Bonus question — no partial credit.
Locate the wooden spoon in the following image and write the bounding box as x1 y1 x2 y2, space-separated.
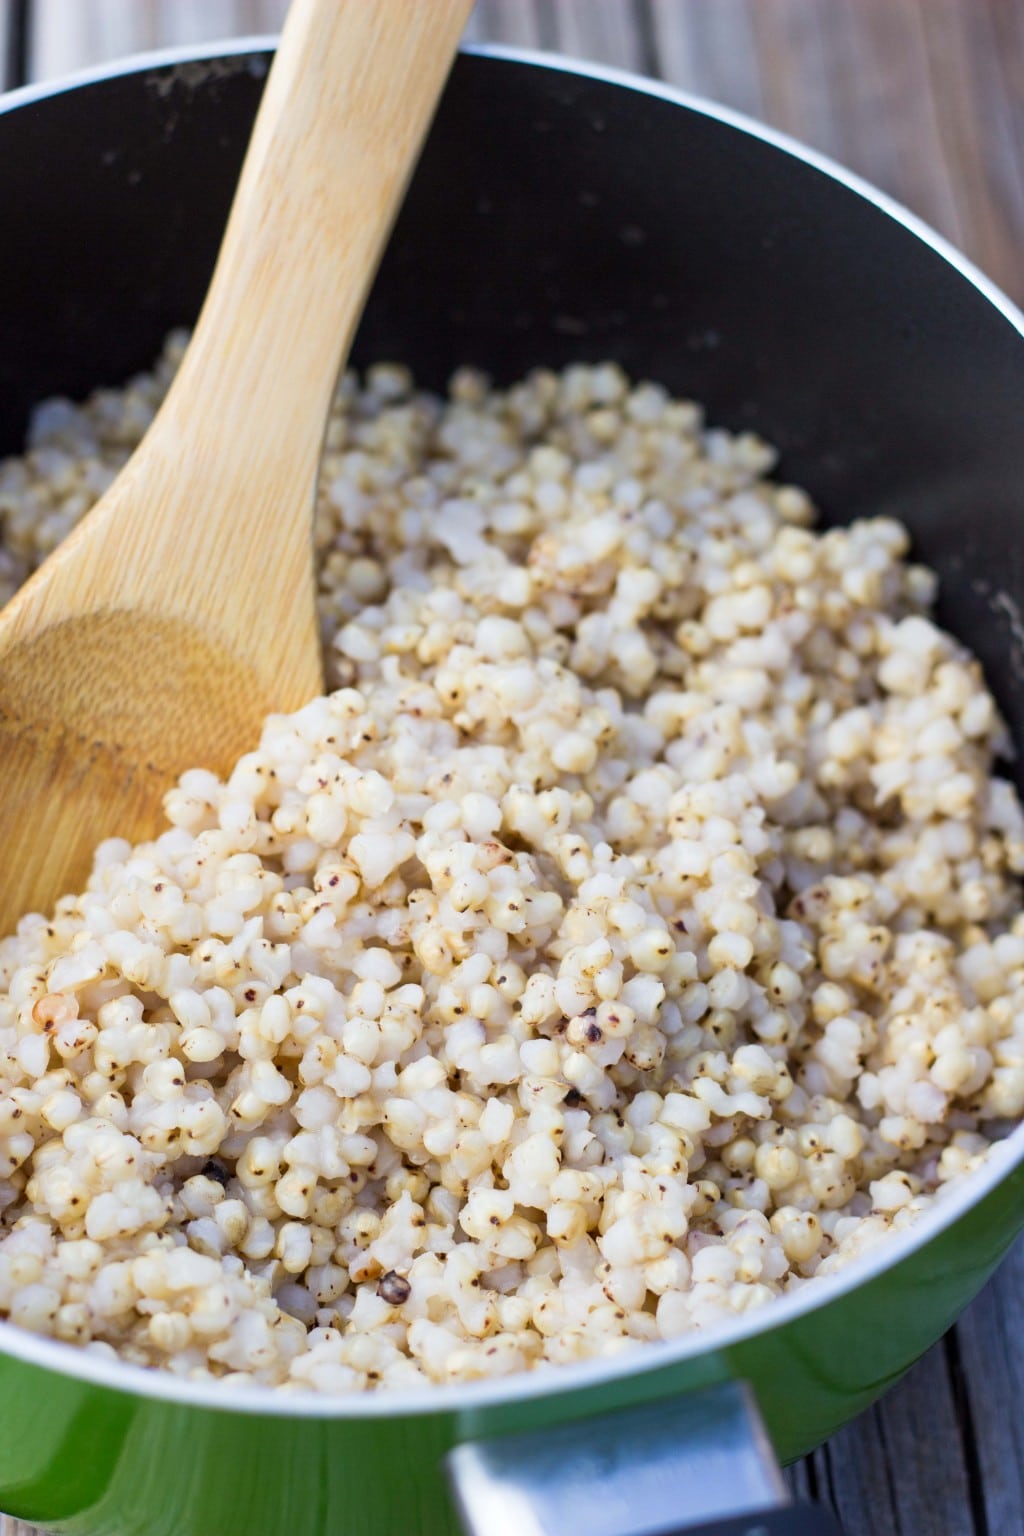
0 0 472 932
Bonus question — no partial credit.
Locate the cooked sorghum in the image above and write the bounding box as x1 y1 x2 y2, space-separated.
0 335 1021 1393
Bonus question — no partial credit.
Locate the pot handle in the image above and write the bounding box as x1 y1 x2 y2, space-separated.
445 1379 844 1536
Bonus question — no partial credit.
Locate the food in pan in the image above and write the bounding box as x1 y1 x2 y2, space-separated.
0 336 1020 1392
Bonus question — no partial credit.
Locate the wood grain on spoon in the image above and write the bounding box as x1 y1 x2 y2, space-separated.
0 0 473 933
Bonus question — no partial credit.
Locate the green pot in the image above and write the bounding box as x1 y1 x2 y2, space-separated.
0 1137 1020 1535
1 39 1023 1536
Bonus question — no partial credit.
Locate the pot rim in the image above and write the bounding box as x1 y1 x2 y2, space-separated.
1 36 1023 1422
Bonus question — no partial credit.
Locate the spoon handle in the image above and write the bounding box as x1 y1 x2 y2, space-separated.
155 0 473 515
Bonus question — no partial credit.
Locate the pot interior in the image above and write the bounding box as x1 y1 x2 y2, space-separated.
1 47 1022 744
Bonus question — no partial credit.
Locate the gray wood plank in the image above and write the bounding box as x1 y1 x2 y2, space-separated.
806 1339 978 1536
30 0 143 81
650 0 968 272
951 1235 1024 1536
550 0 650 71
646 0 1024 307
647 0 767 120
469 0 545 51
28 0 287 80
1 0 26 91
909 0 1024 308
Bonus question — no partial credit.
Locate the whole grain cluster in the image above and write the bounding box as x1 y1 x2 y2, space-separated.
0 335 1021 1393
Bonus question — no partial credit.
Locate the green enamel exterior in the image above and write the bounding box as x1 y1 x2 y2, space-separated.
0 1155 1020 1536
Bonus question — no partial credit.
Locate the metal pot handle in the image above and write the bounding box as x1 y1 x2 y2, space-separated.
445 1379 844 1536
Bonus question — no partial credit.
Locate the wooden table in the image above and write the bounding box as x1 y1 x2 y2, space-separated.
1 4 1023 1534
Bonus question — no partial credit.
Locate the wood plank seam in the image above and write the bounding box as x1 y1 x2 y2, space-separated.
944 1331 992 1536
3 0 31 90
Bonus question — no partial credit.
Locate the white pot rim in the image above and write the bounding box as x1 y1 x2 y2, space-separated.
1 36 1022 1422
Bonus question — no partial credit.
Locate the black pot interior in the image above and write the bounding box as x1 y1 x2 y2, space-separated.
1 48 1023 775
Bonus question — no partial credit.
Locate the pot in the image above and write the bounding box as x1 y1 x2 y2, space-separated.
0 39 1023 1536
